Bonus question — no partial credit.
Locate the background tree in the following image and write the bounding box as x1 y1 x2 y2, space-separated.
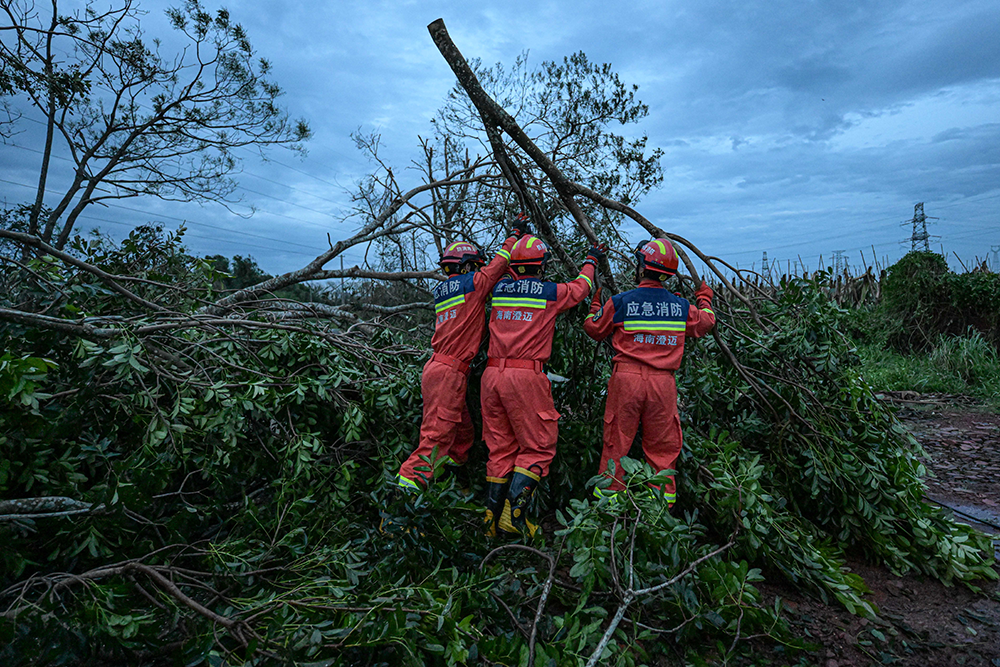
0 0 310 248
354 49 663 282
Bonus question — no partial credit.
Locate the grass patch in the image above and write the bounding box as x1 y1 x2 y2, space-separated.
857 330 1000 409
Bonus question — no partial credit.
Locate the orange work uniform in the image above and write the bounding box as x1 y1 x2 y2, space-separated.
583 279 715 502
481 264 596 482
396 237 516 488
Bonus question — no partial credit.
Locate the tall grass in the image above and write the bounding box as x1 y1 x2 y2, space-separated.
858 330 1000 408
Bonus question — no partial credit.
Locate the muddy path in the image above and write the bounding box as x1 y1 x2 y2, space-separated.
753 395 1000 667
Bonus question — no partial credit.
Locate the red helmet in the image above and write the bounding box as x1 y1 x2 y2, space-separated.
509 235 549 267
635 238 678 277
440 241 484 269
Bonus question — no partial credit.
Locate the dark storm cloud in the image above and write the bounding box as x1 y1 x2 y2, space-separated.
2 0 997 274
618 0 999 143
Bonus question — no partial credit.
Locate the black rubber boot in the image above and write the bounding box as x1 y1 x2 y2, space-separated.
483 477 510 537
500 469 540 538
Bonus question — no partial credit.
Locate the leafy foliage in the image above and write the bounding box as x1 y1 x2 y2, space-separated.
1 231 995 666
878 251 1000 351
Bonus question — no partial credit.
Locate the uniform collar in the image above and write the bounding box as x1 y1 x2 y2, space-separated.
637 278 665 289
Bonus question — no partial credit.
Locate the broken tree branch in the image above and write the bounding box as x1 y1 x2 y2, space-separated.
427 18 617 290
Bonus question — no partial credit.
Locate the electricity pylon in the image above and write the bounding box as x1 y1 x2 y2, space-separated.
900 202 938 252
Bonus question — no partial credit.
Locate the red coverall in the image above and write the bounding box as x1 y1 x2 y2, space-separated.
481 264 596 483
583 279 715 502
396 237 516 487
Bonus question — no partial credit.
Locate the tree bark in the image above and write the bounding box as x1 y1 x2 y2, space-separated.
427 18 616 290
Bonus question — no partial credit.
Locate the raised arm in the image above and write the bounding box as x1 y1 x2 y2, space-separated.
554 246 602 313
583 287 616 341
474 234 517 291
686 282 717 338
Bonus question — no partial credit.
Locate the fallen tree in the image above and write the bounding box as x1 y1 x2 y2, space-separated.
0 14 996 667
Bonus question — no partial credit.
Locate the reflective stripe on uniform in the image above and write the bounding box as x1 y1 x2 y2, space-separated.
492 297 547 309
396 475 420 491
514 465 541 482
496 249 511 261
578 273 593 289
435 294 467 313
702 308 715 316
622 320 686 332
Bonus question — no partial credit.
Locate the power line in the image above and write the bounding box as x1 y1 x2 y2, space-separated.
76 214 319 258
1 140 348 230
240 169 348 207
12 107 365 188
0 176 328 254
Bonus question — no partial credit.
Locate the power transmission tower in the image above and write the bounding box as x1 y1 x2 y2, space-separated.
761 251 770 277
992 245 1000 272
900 202 939 252
832 250 847 274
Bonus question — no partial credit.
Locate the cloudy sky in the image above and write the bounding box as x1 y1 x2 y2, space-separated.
4 0 999 276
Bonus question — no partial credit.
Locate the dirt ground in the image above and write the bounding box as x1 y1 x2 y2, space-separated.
755 394 1000 666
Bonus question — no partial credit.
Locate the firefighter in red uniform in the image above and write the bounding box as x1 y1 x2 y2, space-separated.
482 235 605 537
583 238 715 506
395 220 530 490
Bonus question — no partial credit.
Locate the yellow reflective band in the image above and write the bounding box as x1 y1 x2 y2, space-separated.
397 475 420 491
446 241 465 252
593 487 619 499
702 308 715 315
435 294 466 313
514 466 541 481
585 313 595 321
497 249 511 261
623 320 686 332
578 273 593 288
652 239 668 254
486 476 509 484
492 297 547 308
526 237 538 248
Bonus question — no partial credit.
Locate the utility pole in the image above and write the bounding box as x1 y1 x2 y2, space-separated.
900 202 938 252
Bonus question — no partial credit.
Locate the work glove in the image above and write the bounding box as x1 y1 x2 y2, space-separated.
694 281 714 309
584 243 608 266
511 213 532 239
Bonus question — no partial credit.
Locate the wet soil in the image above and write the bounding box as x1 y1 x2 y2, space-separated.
756 394 1000 666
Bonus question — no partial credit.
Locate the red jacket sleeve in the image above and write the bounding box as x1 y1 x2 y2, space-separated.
473 235 516 293
685 302 716 338
583 292 615 341
554 263 596 314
